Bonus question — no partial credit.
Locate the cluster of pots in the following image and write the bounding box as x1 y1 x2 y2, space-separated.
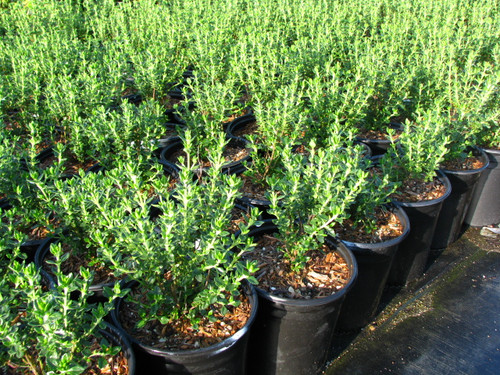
14 113 495 375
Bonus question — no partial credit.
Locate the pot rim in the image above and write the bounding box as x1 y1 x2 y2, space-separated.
226 113 257 142
355 122 404 145
440 147 490 175
479 146 500 155
159 137 252 173
112 279 258 358
100 322 136 375
340 203 410 252
248 221 358 307
393 169 453 208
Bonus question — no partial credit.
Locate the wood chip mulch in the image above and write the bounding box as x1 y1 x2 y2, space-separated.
441 155 485 171
38 153 98 175
3 215 56 242
119 289 252 350
334 208 405 244
223 108 252 127
159 95 183 109
44 243 116 286
356 126 402 141
390 176 447 203
229 206 251 234
83 336 130 375
238 174 269 201
243 235 351 299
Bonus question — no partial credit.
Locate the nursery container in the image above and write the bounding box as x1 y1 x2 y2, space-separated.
226 113 257 143
464 148 500 226
335 204 410 331
35 237 117 302
356 122 404 156
387 171 452 286
101 323 137 375
245 222 358 375
0 197 11 210
112 281 258 375
431 148 489 249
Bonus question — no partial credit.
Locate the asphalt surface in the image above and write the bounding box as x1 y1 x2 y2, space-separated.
325 226 500 375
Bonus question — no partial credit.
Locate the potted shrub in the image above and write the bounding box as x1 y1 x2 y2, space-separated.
110 144 261 374
244 141 359 375
233 86 309 214
32 159 169 297
378 108 452 286
333 153 411 331
431 115 489 248
465 116 500 226
353 74 406 156
0 248 133 374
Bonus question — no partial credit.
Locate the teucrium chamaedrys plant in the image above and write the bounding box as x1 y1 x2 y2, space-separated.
266 137 369 272
28 158 168 281
379 108 451 184
0 245 126 375
108 133 260 328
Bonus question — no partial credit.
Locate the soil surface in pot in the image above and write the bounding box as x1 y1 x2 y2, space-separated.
356 126 403 141
39 151 97 175
390 176 447 203
44 242 115 285
441 155 485 171
243 235 351 299
238 174 270 201
119 288 251 350
334 207 405 243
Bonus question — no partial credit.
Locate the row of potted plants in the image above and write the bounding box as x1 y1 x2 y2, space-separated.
0 103 495 374
1 0 499 374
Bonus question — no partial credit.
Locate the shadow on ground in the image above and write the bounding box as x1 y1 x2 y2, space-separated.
325 227 500 375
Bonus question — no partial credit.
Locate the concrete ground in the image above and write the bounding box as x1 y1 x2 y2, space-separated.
325 226 500 375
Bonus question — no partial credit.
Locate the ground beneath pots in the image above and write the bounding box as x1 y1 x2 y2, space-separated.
325 226 500 375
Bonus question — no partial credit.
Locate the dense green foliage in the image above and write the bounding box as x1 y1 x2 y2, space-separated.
1 0 499 372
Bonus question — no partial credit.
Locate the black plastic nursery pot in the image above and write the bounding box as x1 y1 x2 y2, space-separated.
226 113 257 142
245 222 358 375
464 148 500 227
111 281 258 375
34 237 117 302
431 148 489 249
387 171 452 286
356 122 404 156
19 240 43 264
101 323 137 375
0 197 11 210
335 204 410 332
235 193 273 219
